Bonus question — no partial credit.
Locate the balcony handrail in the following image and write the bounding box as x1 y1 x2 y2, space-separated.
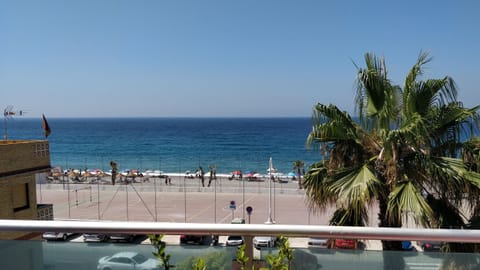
1 219 480 243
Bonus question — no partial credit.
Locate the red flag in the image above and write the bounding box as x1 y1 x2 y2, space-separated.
42 114 51 138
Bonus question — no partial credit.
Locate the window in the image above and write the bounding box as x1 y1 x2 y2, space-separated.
13 183 30 212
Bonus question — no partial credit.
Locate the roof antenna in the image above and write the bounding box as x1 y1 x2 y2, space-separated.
3 106 26 140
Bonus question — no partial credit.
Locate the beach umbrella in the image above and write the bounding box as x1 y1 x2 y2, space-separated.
82 171 95 181
232 170 242 175
68 171 79 177
127 170 137 177
51 172 63 178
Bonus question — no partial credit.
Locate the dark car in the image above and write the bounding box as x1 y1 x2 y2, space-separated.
108 234 138 243
180 235 211 245
421 241 442 251
307 237 329 248
83 233 109 242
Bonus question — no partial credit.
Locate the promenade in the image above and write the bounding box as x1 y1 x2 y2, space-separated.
37 176 337 225
36 175 385 249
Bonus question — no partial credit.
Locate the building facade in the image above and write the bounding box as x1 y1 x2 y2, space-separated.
0 140 51 240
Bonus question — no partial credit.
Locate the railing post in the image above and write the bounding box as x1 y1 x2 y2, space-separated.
244 235 254 270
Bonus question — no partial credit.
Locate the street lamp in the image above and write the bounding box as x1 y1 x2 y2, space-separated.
265 157 274 224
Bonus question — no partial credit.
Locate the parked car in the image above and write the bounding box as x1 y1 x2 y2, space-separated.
334 239 357 249
108 234 138 243
401 240 414 251
226 235 244 246
253 236 276 248
307 237 329 248
83 233 109 242
42 232 75 241
420 241 442 251
179 235 211 245
97 251 159 270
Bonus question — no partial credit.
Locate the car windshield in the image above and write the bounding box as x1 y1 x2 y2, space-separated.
228 236 242 240
132 254 148 264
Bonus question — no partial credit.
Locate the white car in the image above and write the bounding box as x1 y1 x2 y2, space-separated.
42 232 75 241
253 236 276 248
226 235 244 246
97 252 159 270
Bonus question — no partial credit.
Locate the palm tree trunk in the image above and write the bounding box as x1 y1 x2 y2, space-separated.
297 168 302 189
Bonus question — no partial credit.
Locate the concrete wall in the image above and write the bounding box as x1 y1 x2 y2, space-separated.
0 140 51 240
0 140 50 174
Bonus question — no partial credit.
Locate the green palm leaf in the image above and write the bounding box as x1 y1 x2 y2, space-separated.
387 181 433 227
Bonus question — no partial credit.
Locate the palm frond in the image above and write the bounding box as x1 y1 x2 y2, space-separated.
404 51 432 92
387 182 433 227
330 164 381 208
303 162 337 213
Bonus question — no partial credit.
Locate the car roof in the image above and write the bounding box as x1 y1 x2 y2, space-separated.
111 252 138 258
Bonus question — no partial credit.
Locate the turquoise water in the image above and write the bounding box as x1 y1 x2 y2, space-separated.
6 117 320 174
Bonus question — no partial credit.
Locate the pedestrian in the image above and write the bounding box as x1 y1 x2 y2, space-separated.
208 169 213 187
199 166 205 187
110 161 118 185
165 176 171 185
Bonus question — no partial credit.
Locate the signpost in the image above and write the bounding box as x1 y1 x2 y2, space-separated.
229 200 236 221
246 206 253 224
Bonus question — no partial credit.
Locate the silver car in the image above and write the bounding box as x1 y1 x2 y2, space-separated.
226 235 244 246
253 236 276 248
97 252 159 270
42 232 75 241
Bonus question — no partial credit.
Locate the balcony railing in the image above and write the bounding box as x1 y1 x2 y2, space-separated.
1 219 480 270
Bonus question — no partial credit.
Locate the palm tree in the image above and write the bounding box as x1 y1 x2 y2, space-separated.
292 160 304 189
304 52 480 257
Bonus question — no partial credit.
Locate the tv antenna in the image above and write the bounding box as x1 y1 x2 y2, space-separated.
3 105 26 140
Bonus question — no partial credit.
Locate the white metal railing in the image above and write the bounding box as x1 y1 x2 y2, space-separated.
1 219 480 243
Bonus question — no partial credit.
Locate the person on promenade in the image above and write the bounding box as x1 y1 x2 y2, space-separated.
110 161 118 185
208 169 213 187
199 166 205 187
208 164 216 187
165 176 171 185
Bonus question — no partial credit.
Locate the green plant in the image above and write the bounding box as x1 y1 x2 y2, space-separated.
235 244 249 270
193 258 207 270
262 236 294 270
150 234 175 270
175 251 230 270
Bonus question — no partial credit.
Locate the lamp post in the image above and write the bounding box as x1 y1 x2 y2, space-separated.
265 157 274 224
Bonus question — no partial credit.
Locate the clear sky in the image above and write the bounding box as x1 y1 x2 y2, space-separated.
0 0 479 118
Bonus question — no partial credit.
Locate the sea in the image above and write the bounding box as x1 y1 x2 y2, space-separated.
5 117 321 175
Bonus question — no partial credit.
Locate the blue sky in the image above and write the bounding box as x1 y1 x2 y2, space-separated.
0 1 479 118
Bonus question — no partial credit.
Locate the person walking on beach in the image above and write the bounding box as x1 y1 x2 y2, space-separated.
199 166 205 187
